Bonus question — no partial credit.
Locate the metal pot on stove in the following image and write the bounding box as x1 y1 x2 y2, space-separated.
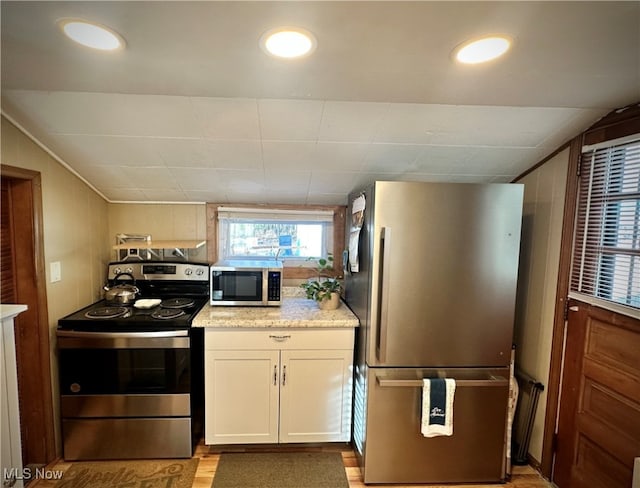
103 272 140 305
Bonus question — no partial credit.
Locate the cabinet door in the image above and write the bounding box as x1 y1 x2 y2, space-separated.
1 316 24 488
205 349 279 444
279 349 353 443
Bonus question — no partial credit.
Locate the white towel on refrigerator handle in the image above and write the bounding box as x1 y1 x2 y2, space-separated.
421 378 456 437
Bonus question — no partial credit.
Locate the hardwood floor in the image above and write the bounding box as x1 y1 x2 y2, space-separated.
30 440 551 488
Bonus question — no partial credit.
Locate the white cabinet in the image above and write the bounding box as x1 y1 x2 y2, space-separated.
204 328 354 445
1 305 27 488
206 349 280 444
278 348 353 443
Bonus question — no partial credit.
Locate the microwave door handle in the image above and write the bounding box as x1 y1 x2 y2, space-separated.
262 270 268 305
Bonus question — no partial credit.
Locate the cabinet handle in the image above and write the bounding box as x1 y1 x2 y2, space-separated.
273 365 278 386
282 365 287 386
269 334 291 342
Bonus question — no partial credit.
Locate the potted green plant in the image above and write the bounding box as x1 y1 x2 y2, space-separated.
300 254 342 310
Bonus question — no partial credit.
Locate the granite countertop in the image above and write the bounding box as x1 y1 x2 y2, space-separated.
192 287 359 329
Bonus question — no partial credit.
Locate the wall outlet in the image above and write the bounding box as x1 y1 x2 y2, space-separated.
50 261 61 283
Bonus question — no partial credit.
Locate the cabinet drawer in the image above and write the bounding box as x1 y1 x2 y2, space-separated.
205 328 354 351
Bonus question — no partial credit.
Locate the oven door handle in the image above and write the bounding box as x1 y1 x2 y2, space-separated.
57 330 189 339
56 330 190 349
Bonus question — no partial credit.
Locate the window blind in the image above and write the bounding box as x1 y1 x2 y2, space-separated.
570 136 640 309
217 207 334 222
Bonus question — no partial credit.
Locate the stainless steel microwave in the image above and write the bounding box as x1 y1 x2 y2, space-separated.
210 259 283 306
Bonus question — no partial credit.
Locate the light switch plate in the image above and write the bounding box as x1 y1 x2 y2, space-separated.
50 261 61 283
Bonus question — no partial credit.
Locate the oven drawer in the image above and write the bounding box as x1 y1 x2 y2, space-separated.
205 328 354 351
61 393 191 418
62 418 192 460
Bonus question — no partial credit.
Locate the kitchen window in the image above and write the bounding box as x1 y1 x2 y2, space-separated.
216 206 334 266
570 135 640 310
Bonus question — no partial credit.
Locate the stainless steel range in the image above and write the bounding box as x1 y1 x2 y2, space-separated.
56 261 209 461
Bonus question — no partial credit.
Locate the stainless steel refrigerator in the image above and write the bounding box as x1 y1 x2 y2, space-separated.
344 181 523 484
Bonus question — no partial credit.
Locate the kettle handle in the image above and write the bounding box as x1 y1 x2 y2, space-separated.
104 272 137 291
113 272 136 283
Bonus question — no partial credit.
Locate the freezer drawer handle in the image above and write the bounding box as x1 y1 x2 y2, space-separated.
376 376 508 388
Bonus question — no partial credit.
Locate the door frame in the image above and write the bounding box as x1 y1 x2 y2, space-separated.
541 107 640 480
1 164 56 463
535 136 582 478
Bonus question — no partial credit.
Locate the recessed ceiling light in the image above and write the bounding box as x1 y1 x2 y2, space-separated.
454 35 511 64
260 27 317 59
58 18 125 51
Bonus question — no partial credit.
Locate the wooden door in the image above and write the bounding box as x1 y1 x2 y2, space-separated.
204 349 279 444
554 299 640 488
0 169 56 467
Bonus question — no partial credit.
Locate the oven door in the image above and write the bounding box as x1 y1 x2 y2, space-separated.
57 330 191 397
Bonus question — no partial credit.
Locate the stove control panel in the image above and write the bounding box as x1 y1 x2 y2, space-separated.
108 261 209 281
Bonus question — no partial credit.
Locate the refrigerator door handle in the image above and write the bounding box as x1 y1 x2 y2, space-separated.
376 226 392 363
375 375 508 388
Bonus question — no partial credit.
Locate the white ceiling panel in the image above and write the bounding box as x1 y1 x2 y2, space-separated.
312 142 369 171
262 141 316 171
307 192 349 206
1 1 638 204
372 104 445 145
154 139 213 168
52 134 159 167
258 99 324 141
264 170 311 193
318 102 389 143
205 140 264 170
224 189 269 204
101 188 148 202
183 189 232 203
350 172 404 191
169 168 225 192
119 167 180 190
74 164 139 190
410 146 479 174
309 171 359 194
264 191 311 205
191 97 260 140
364 144 424 172
141 189 190 202
12 91 201 137
215 169 266 194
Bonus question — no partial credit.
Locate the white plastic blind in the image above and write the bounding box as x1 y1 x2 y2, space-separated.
570 136 640 309
217 207 334 222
